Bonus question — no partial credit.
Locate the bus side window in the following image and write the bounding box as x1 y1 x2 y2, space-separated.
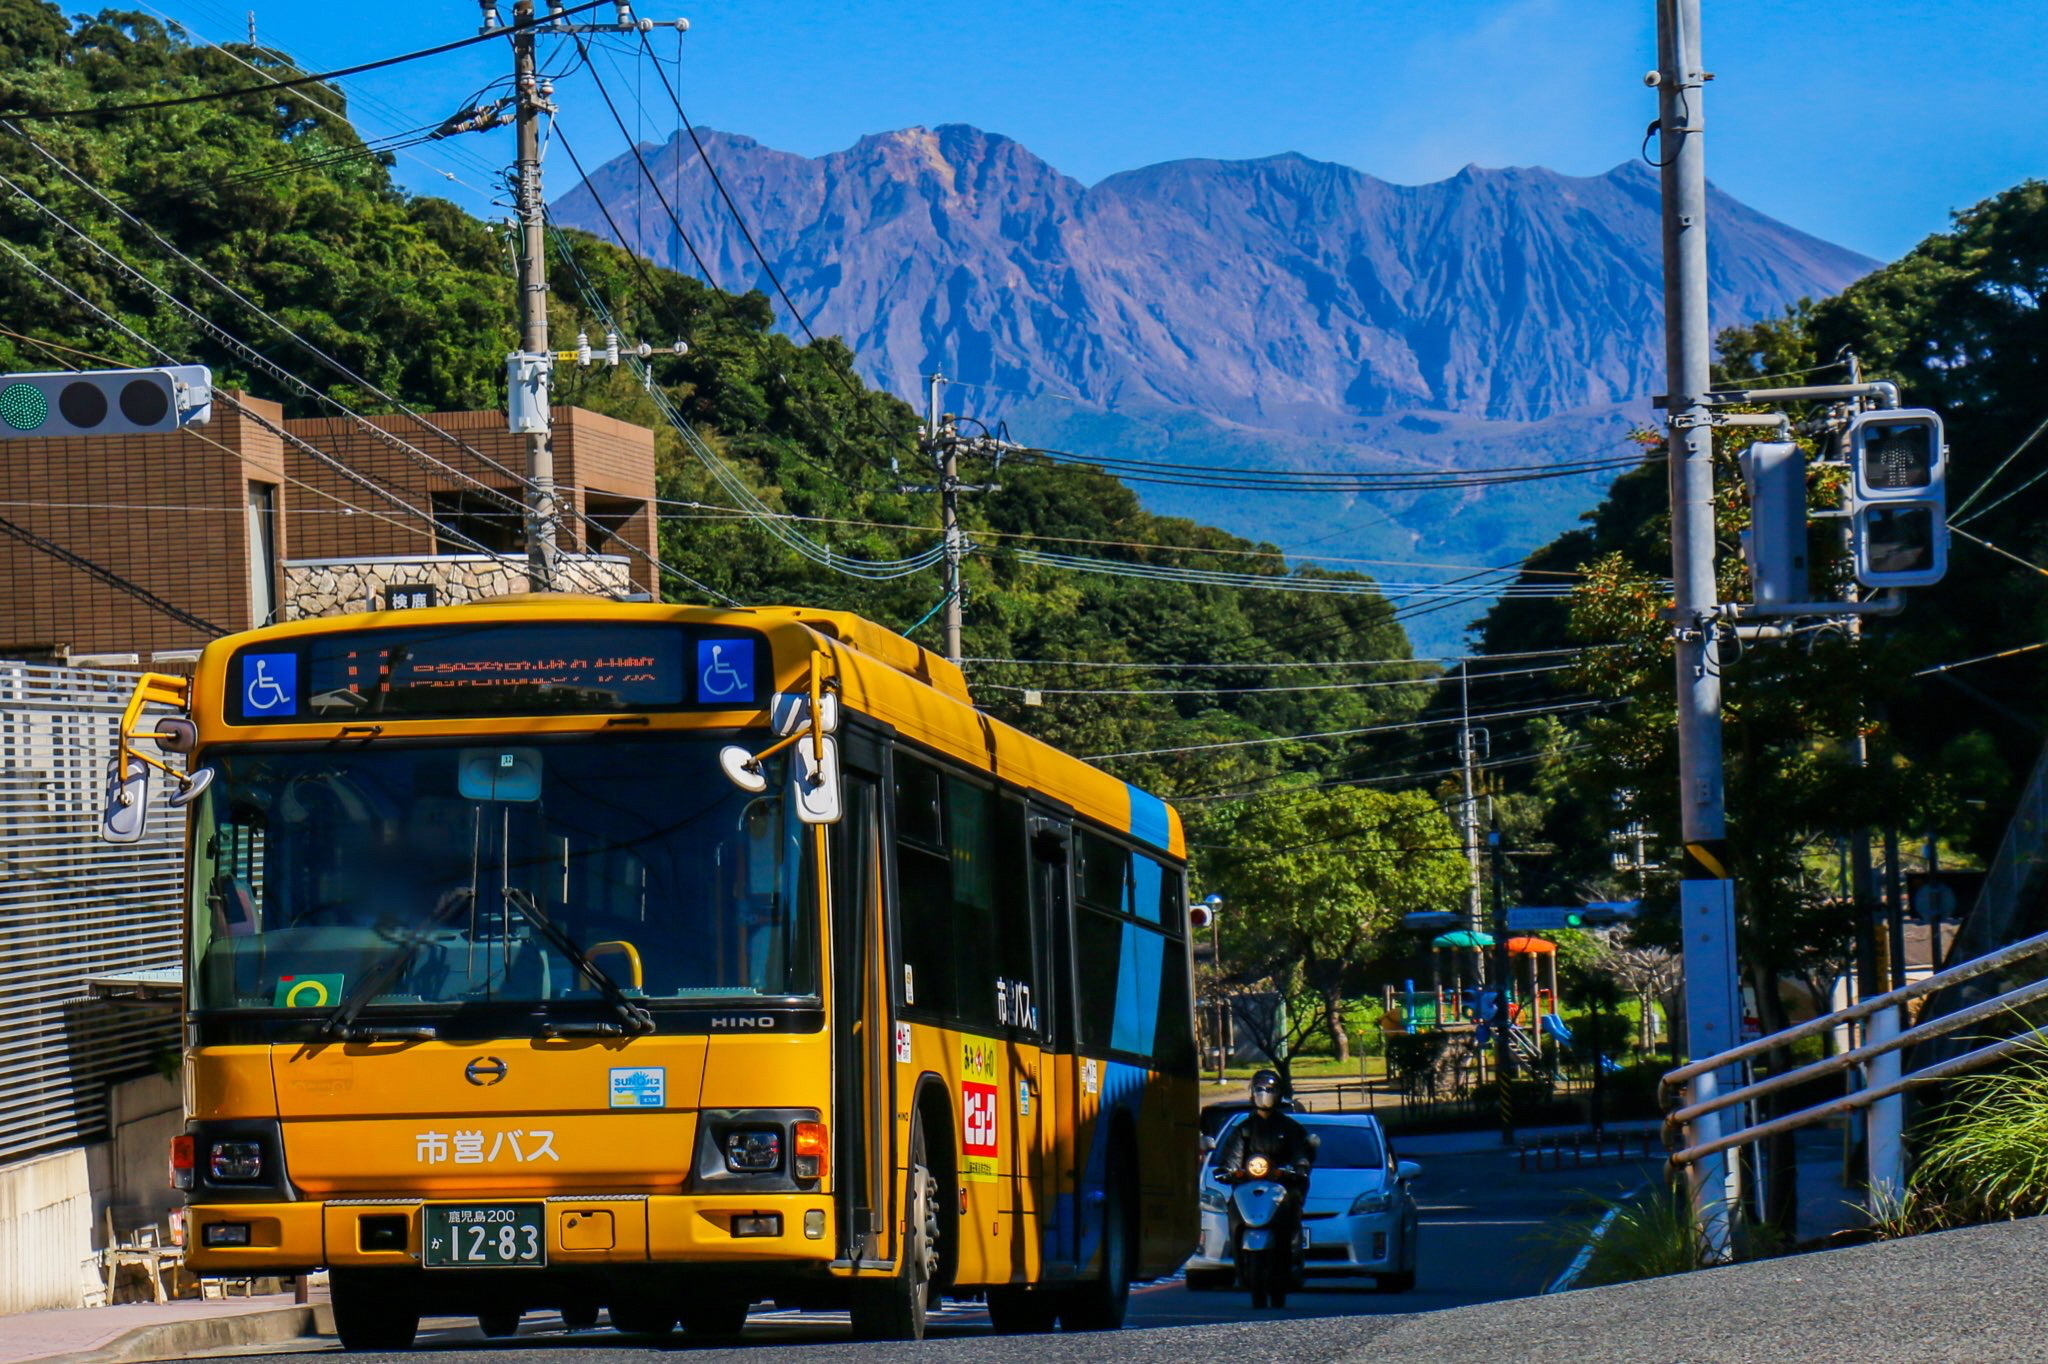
896 755 956 1016
993 796 1037 1034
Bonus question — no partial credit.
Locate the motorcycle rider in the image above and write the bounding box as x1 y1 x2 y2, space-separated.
1211 1068 1315 1307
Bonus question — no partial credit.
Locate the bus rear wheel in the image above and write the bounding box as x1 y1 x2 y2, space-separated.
850 1118 940 1341
679 1297 750 1338
986 1286 1060 1334
330 1271 420 1352
1059 1142 1134 1332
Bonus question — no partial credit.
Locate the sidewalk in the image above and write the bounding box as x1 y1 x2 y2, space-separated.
2 1292 330 1364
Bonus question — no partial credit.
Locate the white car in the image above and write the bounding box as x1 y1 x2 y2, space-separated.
1187 1111 1421 1292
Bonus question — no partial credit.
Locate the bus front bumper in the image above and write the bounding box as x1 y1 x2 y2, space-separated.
182 1194 836 1274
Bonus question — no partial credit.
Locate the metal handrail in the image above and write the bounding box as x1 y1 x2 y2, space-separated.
1662 927 2048 1175
1666 969 2048 1128
1661 924 2048 1093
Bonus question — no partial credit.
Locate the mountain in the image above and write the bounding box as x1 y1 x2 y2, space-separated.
552 125 1877 652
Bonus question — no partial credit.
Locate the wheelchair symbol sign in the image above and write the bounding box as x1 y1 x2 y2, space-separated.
241 653 297 717
696 639 757 704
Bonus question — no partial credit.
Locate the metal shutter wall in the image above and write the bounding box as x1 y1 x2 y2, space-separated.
0 663 182 1165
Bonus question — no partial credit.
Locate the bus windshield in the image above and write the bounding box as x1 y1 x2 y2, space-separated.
187 735 814 1022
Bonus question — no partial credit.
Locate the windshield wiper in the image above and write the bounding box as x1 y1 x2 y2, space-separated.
317 888 475 1041
501 888 655 1036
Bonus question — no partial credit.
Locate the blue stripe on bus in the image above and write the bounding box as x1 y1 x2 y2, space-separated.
1126 784 1172 851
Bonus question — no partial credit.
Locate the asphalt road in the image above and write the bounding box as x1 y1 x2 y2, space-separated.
238 1144 1661 1363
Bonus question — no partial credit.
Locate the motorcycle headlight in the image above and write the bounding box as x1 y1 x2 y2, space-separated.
1200 1182 1228 1212
1349 1190 1391 1216
1246 1154 1271 1177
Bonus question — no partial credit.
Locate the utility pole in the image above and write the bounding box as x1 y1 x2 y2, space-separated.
511 0 557 594
930 373 965 664
492 2 679 593
1654 0 1742 1263
1459 664 1487 985
1490 821 1514 1145
906 371 1007 664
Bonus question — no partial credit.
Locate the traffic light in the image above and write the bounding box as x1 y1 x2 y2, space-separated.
1740 440 1809 605
1847 408 1946 588
1568 900 1642 928
0 366 213 439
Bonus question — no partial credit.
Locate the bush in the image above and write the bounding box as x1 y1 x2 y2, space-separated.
1911 1047 2048 1224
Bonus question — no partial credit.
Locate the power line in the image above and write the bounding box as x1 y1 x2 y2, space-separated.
1085 699 1613 762
0 1 608 121
652 497 1592 579
977 661 1573 698
963 644 1609 670
0 511 228 636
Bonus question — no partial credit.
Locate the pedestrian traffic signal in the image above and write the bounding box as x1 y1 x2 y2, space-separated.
1846 408 1945 588
0 366 212 439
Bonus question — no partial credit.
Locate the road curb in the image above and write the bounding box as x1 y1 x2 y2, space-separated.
22 1303 334 1364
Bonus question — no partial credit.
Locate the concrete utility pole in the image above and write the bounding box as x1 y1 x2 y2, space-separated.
1654 0 1743 1263
511 0 557 594
1459 665 1487 984
907 372 1008 665
495 2 679 592
930 373 965 663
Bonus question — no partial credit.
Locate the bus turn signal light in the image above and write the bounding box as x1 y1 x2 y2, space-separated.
793 1121 828 1180
169 1134 194 1190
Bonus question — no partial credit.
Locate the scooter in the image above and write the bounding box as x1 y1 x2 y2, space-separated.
1226 1153 1306 1309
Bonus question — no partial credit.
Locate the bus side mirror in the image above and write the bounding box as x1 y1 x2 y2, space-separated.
792 735 842 825
101 757 151 843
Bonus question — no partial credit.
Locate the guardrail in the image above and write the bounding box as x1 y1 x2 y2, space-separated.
1662 924 2048 1228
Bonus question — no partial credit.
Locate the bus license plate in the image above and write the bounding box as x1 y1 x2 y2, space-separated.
423 1204 546 1268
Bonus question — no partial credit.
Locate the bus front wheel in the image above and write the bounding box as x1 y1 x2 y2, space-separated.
850 1118 940 1341
330 1270 420 1352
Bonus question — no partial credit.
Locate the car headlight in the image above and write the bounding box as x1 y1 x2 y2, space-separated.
1200 1183 1228 1213
1349 1190 1391 1216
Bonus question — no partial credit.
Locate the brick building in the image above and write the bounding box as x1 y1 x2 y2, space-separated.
0 397 660 661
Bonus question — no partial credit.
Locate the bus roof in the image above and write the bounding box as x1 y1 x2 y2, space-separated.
191 597 1184 861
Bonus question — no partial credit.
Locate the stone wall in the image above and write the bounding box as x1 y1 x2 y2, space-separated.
283 554 633 619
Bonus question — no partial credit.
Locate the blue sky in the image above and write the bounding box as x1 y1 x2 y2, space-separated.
148 0 2043 262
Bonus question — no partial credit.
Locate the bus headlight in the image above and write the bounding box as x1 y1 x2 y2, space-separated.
209 1140 263 1181
724 1129 782 1173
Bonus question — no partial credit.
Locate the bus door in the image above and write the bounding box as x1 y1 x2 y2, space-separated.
832 738 894 1267
1027 812 1080 1271
998 795 1046 1277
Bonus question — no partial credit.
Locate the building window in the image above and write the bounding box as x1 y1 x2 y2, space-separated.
246 483 278 625
584 495 644 554
432 490 524 555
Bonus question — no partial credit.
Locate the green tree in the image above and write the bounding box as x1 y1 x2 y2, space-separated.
1201 785 1465 1080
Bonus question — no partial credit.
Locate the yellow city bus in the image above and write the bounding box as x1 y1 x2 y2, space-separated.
108 597 1197 1347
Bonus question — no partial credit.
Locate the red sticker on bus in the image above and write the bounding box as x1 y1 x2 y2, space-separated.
962 1081 999 1182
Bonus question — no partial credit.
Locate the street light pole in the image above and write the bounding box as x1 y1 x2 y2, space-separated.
1199 893 1227 1084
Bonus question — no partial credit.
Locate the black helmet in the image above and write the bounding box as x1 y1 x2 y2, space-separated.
1250 1068 1282 1112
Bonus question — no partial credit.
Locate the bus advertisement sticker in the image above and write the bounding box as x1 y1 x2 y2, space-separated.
609 1066 666 1109
961 1081 999 1182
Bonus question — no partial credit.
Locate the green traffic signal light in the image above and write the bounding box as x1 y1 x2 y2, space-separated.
1566 912 1584 927
0 381 48 432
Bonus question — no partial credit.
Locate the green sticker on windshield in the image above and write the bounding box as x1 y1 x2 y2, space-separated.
274 973 346 1008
